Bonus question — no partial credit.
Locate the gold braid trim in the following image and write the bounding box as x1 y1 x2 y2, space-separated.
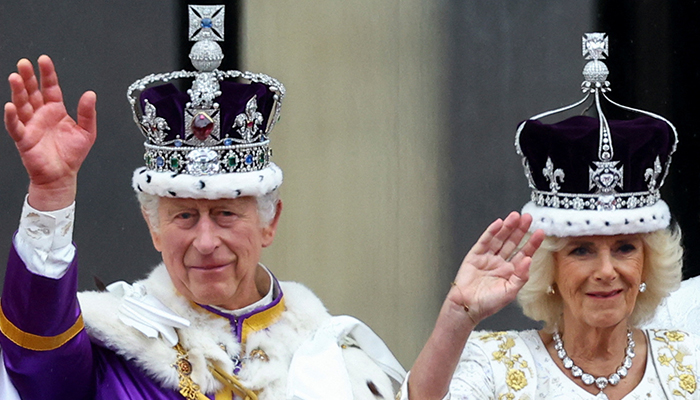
209 364 258 400
0 302 84 351
173 343 259 400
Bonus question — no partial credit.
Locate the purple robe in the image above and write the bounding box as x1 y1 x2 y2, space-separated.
0 244 279 400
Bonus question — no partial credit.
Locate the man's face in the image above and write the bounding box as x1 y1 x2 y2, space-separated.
147 196 280 309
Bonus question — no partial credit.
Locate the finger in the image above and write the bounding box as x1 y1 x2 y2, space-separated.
4 102 26 142
521 228 545 258
510 256 532 288
77 91 97 136
486 211 521 255
509 228 545 265
8 72 34 123
498 214 532 259
37 55 64 104
16 58 44 110
470 218 504 255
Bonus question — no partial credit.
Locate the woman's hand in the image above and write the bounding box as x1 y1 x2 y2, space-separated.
4 55 97 211
408 212 544 400
448 212 545 324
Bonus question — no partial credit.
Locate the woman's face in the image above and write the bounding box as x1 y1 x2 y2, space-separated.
554 234 645 330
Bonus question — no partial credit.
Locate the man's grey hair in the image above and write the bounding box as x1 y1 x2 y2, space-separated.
137 188 280 230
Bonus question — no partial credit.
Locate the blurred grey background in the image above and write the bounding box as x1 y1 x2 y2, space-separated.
1 1 698 367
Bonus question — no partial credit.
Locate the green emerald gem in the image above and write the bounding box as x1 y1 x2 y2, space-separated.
170 158 180 169
228 156 237 167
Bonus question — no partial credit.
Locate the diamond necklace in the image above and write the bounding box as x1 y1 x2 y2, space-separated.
552 328 635 400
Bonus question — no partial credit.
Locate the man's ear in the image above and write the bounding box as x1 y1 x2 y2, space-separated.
261 200 283 248
142 208 162 252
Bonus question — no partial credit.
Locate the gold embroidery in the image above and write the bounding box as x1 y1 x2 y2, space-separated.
478 331 532 399
249 348 269 362
506 369 527 391
173 343 259 400
173 344 208 400
652 330 697 398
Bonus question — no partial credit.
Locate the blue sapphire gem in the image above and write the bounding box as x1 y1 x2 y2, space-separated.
245 155 253 165
156 156 165 167
174 139 183 147
201 18 213 29
224 138 233 146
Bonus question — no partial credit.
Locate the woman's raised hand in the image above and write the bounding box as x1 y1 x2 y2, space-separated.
4 55 97 211
448 212 545 324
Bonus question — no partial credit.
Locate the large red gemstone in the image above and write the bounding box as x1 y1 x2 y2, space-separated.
192 113 214 141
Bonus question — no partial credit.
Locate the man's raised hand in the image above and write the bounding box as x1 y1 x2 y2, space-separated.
4 55 96 211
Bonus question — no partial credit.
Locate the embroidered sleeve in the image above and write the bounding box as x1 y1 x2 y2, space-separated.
14 195 76 279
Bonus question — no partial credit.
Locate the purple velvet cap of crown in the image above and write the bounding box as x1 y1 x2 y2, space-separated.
139 80 276 142
518 115 676 237
520 115 673 195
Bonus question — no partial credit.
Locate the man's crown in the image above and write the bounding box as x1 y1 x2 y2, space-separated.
129 5 285 199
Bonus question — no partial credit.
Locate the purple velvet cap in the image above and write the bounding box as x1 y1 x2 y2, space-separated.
130 71 286 200
517 115 676 237
139 81 276 143
520 115 674 195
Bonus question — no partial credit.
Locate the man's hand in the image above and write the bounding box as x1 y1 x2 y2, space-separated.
4 55 97 211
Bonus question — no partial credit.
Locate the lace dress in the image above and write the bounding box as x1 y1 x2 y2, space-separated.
448 330 693 399
645 275 700 335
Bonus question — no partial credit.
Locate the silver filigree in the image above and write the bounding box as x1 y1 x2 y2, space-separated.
521 159 537 190
187 72 222 110
233 96 264 143
644 156 662 191
589 161 623 194
531 190 658 211
140 100 170 144
543 157 565 192
583 33 608 61
190 40 224 72
189 5 225 42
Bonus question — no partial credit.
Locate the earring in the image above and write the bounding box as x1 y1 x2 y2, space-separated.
546 285 555 295
639 282 647 293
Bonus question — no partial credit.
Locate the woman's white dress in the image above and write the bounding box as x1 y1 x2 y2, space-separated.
398 329 700 400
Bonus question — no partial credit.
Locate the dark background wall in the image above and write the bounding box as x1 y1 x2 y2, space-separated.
0 1 179 290
445 1 700 331
1 1 699 336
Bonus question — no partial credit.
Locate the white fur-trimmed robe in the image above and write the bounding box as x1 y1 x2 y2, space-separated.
78 265 395 399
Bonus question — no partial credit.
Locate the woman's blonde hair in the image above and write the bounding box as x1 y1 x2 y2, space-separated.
517 226 683 332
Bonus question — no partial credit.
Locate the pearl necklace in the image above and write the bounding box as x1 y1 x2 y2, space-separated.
552 328 635 400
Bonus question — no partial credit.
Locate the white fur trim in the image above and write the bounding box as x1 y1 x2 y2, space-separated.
522 200 671 237
77 265 394 398
132 163 283 199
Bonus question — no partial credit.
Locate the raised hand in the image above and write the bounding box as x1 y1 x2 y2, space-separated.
408 212 545 400
447 212 545 324
4 55 97 211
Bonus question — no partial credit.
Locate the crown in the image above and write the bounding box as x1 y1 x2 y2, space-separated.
515 33 678 237
129 5 284 199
